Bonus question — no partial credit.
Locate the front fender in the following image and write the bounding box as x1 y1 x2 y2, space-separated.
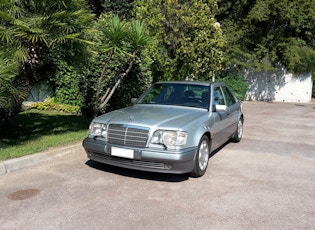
184 114 214 150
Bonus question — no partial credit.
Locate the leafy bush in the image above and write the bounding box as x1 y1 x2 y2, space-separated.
280 39 315 75
217 73 249 101
0 58 27 129
29 98 81 114
53 60 85 107
108 56 153 111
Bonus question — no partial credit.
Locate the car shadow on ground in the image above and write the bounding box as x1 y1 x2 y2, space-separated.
85 160 190 182
85 141 230 182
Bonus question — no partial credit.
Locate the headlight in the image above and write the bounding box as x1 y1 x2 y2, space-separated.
89 122 107 137
151 130 187 146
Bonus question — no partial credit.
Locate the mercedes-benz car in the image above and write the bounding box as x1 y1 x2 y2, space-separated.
83 81 244 177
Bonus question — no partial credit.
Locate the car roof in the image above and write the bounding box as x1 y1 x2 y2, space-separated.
156 81 226 87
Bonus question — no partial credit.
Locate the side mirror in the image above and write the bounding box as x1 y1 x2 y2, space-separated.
215 104 227 112
131 98 138 105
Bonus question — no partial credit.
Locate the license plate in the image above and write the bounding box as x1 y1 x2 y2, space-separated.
111 147 134 159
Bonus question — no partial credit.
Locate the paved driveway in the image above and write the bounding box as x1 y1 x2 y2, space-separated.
0 101 314 229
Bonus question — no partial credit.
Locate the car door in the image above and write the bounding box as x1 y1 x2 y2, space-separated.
211 86 231 150
221 86 239 135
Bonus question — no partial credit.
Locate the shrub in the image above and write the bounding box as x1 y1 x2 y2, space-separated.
29 98 81 114
217 73 249 101
53 61 85 107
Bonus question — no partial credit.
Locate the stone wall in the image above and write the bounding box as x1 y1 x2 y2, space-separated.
244 68 313 103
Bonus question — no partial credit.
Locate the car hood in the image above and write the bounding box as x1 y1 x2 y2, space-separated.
94 104 208 129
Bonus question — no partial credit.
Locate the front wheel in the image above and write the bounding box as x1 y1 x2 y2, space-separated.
190 135 210 178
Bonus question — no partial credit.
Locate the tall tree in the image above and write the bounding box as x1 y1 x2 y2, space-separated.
217 0 315 73
91 14 152 116
135 0 225 81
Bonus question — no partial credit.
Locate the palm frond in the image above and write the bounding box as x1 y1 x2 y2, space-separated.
0 26 14 43
0 60 21 109
13 45 28 63
1 42 28 63
102 15 127 45
0 62 17 81
129 20 152 50
50 32 80 44
0 10 15 21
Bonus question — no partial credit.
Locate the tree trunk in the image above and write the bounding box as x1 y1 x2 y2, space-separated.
96 52 136 115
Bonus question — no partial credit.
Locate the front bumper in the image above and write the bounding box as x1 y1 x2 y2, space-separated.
82 138 197 174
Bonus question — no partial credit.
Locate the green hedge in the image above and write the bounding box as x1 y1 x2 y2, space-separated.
29 98 81 114
216 73 249 101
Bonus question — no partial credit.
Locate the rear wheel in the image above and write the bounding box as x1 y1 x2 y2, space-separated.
190 135 210 178
232 117 243 142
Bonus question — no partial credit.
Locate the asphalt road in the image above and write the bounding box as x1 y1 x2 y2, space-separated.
0 101 314 230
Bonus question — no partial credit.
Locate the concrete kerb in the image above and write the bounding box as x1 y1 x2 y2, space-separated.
0 142 83 175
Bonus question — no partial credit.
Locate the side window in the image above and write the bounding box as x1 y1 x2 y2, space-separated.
213 87 225 105
222 86 236 107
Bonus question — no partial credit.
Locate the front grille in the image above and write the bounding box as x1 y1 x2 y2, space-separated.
107 124 149 147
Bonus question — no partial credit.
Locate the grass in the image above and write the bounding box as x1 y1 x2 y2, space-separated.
0 109 91 161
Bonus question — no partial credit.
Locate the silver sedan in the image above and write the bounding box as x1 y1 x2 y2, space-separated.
83 81 244 177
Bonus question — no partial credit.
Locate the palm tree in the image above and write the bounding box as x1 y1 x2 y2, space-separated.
0 0 95 125
2 0 94 82
92 15 152 116
93 15 128 114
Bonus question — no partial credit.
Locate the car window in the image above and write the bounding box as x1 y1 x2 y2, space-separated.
213 87 225 105
138 83 209 109
222 86 236 107
138 84 168 104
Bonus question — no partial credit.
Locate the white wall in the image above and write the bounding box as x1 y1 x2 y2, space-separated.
244 68 313 103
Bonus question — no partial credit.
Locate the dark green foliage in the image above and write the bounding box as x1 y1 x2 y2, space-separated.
87 14 153 116
102 0 134 19
81 52 119 115
53 61 85 107
278 39 315 74
135 0 225 82
88 0 105 16
217 73 249 101
0 59 27 128
217 0 315 74
0 0 95 127
108 56 152 111
88 0 135 18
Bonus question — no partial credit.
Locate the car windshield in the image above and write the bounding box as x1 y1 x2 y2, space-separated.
137 83 210 109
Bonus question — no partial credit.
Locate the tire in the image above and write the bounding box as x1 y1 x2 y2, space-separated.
232 117 243 142
190 135 210 178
